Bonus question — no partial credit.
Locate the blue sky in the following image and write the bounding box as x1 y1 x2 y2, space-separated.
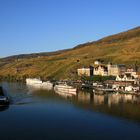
0 0 140 57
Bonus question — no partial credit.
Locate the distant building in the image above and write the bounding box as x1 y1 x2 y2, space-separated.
107 63 126 76
77 66 93 77
93 60 107 76
77 60 139 79
125 66 138 78
116 74 136 82
93 61 126 76
94 65 108 76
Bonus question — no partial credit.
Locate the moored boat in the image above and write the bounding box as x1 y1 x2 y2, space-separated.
41 81 53 90
26 78 42 87
54 84 77 95
0 86 9 105
93 87 115 95
26 78 53 90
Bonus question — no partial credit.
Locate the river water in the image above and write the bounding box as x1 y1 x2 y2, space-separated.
0 82 140 140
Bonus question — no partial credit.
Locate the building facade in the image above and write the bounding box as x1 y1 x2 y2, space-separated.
94 65 108 76
108 63 126 76
77 60 138 79
77 66 93 77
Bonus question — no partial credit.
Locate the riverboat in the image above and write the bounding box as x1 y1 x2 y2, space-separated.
26 78 53 90
54 84 77 95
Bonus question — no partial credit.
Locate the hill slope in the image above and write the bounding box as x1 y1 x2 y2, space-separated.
0 26 140 80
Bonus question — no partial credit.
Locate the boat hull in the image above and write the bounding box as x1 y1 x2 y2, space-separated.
54 85 77 95
0 96 9 105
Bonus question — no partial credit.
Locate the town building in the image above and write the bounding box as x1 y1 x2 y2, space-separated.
77 60 139 79
94 65 108 76
107 63 126 76
116 74 136 82
125 66 138 78
77 66 93 77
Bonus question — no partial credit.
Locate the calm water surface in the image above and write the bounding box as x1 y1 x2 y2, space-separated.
0 82 140 140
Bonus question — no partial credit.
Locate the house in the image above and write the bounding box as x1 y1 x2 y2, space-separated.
108 63 126 76
94 65 108 76
93 60 108 76
77 60 139 79
77 66 93 77
116 73 136 82
94 61 126 76
125 66 138 78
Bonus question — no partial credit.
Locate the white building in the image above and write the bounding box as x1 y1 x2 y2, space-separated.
108 63 126 76
116 73 136 82
77 66 93 77
94 65 108 76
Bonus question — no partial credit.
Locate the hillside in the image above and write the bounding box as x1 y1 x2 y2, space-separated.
0 26 140 80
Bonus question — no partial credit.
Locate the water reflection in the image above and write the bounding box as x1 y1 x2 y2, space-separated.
0 82 33 105
0 82 140 123
0 105 9 112
27 84 53 92
76 90 140 107
56 91 73 98
75 90 140 123
30 86 140 109
77 90 92 103
0 82 140 140
94 94 105 105
107 93 140 107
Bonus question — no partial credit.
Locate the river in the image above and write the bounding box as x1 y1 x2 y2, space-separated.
0 82 140 140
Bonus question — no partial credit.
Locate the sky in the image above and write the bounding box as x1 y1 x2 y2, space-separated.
0 0 140 57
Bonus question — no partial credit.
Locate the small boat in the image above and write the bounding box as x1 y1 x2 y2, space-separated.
81 83 93 89
93 87 115 95
26 78 42 86
0 86 9 105
54 84 77 95
56 91 73 98
41 81 53 90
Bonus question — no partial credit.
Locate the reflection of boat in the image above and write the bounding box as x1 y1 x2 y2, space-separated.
26 78 53 90
0 105 9 111
0 86 10 105
56 91 73 98
54 84 77 95
93 87 115 95
77 91 91 103
94 94 105 105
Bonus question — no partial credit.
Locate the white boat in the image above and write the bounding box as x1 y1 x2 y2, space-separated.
54 84 77 95
26 78 42 85
41 81 53 90
26 78 53 90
